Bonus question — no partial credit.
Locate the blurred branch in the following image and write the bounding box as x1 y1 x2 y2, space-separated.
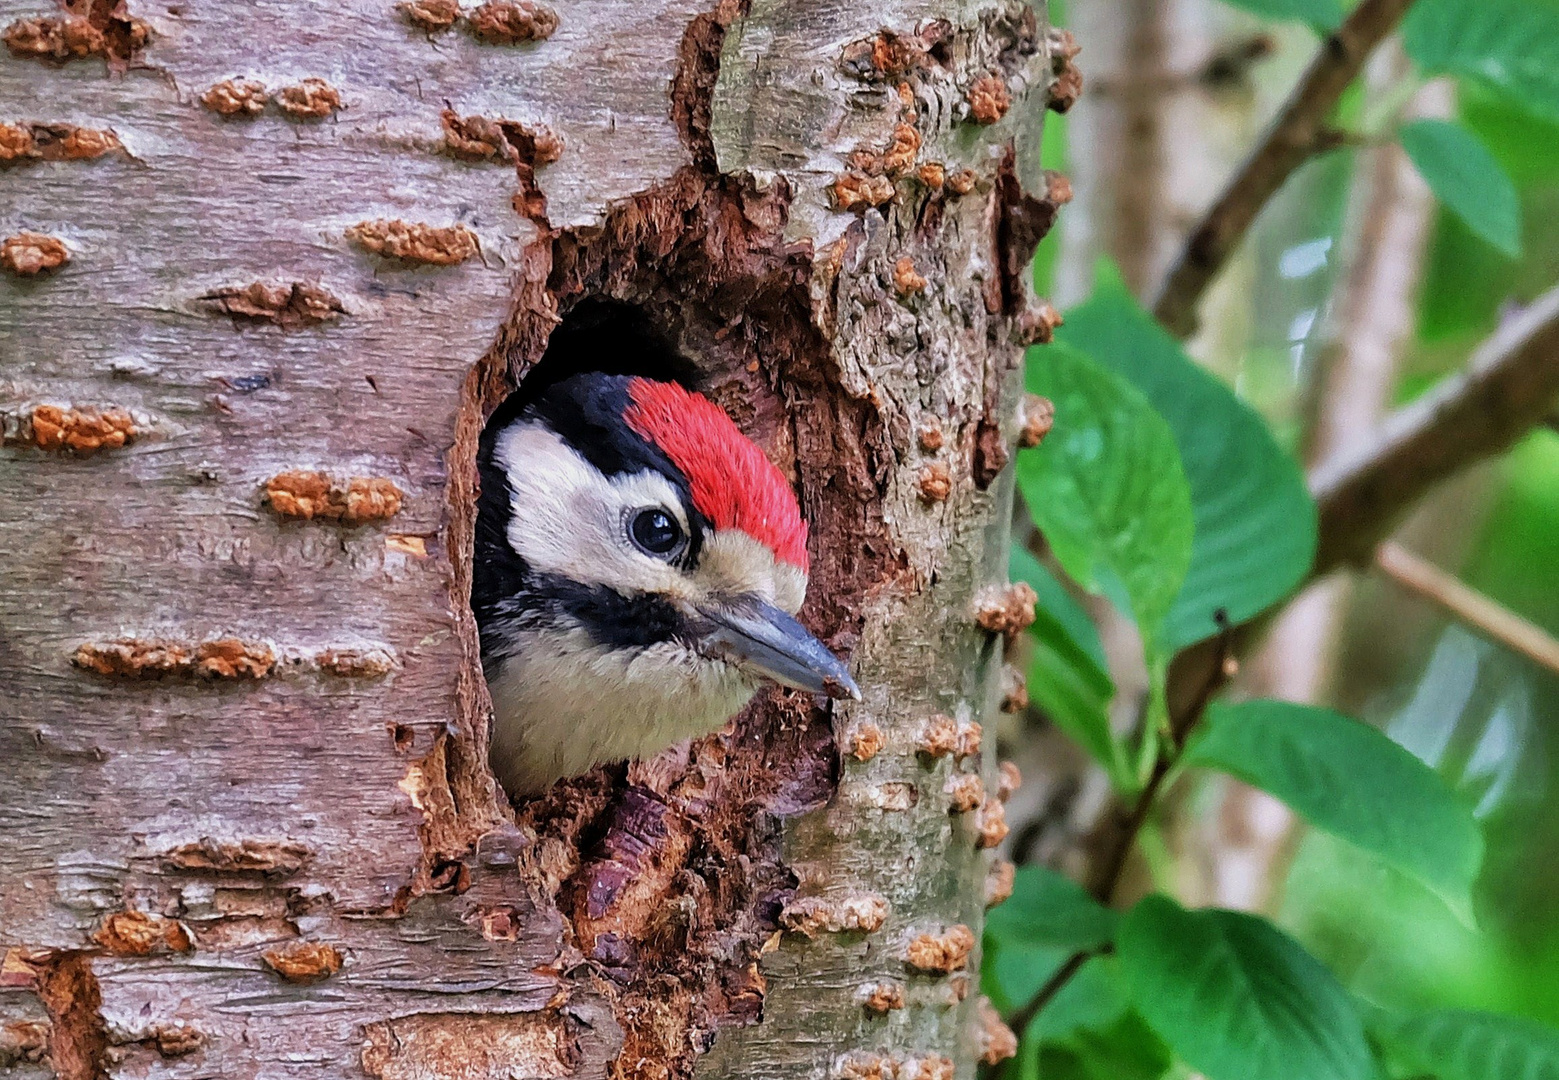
1113 0 1170 296
1375 542 1559 676
1197 33 1278 91
1151 0 1419 337
1166 283 1559 731
1200 65 1445 912
1005 623 1235 1039
1312 284 1559 576
1085 33 1277 96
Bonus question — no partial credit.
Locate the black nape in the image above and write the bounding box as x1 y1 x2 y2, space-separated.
473 298 700 647
503 298 697 413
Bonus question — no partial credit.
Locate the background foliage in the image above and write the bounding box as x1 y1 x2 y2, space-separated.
987 0 1559 1074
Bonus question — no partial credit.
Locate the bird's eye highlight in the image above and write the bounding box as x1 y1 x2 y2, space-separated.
629 507 684 557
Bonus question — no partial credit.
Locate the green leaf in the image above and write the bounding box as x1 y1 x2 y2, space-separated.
1029 640 1120 780
1056 269 1317 648
1038 1013 1177 1080
984 939 1067 1016
1018 342 1194 658
983 867 1121 1022
1118 895 1374 1080
1213 0 1342 33
1011 544 1108 671
1026 957 1134 1042
1010 545 1121 776
1373 1008 1559 1080
1399 119 1521 257
986 865 1121 953
1184 700 1483 911
1406 0 1559 122
1462 82 1559 185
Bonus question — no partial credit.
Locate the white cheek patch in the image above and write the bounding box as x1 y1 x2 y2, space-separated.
492 421 810 613
773 562 807 614
696 530 809 614
492 421 691 596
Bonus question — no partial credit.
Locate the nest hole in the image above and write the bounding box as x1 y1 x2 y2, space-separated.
439 208 852 1071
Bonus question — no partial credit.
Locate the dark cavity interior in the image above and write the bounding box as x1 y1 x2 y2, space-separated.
495 297 698 425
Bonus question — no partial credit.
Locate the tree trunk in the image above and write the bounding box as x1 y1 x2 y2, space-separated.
0 1 1066 1077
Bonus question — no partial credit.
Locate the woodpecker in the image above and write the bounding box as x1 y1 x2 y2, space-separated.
474 371 859 797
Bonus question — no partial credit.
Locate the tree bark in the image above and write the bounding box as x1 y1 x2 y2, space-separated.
0 1 1062 1077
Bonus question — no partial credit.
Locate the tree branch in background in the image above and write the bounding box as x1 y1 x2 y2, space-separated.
1312 284 1559 575
1085 33 1276 96
1205 63 1445 912
1007 624 1236 1044
1167 283 1559 731
1150 0 1419 337
1375 542 1559 676
1111 0 1171 297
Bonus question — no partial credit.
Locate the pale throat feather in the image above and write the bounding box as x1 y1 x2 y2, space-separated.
486 629 759 796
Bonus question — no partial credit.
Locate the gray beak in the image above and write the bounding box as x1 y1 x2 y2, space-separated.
697 599 861 701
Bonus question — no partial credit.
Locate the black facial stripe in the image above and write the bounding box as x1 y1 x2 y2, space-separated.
489 572 687 651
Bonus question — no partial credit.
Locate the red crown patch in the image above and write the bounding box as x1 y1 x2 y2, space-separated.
624 378 809 571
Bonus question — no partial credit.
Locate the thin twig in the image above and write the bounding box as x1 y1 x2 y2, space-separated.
1375 542 1559 676
1003 948 1103 1043
1151 0 1419 337
1312 284 1559 575
1006 621 1235 1037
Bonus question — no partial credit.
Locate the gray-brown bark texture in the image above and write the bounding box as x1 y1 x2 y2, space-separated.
0 0 1069 1076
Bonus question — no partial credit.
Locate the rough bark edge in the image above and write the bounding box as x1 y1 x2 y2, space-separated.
7 951 110 1080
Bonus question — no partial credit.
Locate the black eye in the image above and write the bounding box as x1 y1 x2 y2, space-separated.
630 508 684 557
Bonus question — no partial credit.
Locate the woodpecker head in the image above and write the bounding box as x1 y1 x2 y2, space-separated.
474 370 857 796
